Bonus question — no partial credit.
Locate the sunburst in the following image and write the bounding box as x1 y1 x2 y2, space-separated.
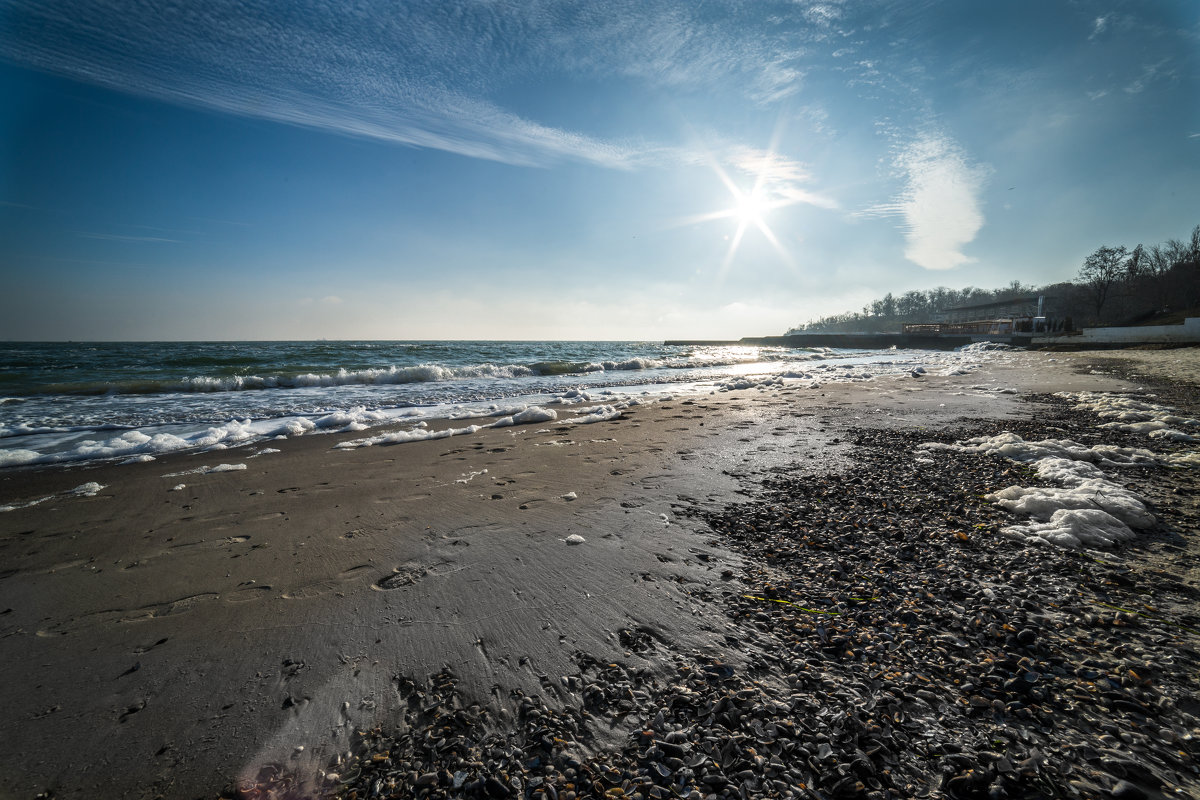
675 154 798 279
713 168 794 278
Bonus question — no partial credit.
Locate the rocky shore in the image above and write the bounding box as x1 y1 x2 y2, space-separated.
246 369 1199 800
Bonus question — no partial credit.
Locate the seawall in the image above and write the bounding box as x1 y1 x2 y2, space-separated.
665 333 1029 350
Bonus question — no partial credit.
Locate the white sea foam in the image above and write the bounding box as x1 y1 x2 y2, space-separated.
1168 451 1200 468
514 406 558 424
454 469 488 484
957 341 1017 353
719 376 787 391
0 405 429 468
335 424 485 449
1003 509 1138 549
561 405 622 424
161 463 248 477
920 432 1159 467
0 448 44 467
919 390 1186 548
986 480 1154 531
924 431 1158 546
0 481 106 512
1057 391 1200 443
490 405 558 427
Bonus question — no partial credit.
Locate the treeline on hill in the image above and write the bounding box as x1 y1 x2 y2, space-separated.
796 223 1200 333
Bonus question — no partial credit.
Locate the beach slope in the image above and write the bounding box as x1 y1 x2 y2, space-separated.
0 350 1197 799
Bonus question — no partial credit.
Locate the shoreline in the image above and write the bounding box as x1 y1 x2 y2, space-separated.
0 341 1037 473
1 349 1197 799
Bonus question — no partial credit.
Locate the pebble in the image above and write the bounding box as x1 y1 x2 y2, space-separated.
1110 779 1148 799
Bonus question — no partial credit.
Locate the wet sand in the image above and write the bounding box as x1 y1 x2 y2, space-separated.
0 349 1194 799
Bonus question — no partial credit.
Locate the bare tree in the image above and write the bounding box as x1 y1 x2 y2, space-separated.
1078 245 1128 322
1144 244 1175 310
1124 244 1146 281
1183 225 1200 306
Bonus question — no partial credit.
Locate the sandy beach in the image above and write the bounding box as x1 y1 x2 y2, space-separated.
1 348 1198 800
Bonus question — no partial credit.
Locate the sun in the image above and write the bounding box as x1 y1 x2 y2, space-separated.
667 148 801 278
711 183 792 276
732 189 770 226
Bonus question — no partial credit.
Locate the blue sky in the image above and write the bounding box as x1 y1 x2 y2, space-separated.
1 0 1197 340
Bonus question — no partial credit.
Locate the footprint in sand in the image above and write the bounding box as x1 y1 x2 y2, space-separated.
280 564 374 600
132 637 169 654
373 565 428 590
36 593 220 636
226 584 274 602
372 560 465 591
121 592 220 622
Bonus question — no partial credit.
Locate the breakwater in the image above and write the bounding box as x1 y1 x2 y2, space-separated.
667 333 1030 349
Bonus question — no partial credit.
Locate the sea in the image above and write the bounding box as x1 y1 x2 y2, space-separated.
0 340 993 469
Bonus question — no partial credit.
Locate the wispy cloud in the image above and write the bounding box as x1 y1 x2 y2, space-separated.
1124 59 1174 94
1089 16 1109 40
0 0 854 170
77 232 182 244
0 1 653 169
726 146 838 210
860 133 989 271
796 2 847 29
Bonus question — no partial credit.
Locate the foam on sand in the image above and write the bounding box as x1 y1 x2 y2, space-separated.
921 417 1162 548
0 404 434 469
920 432 1158 467
0 481 107 512
561 405 623 424
921 386 1200 547
161 463 248 477
492 406 558 427
986 467 1154 530
1001 508 1139 549
1057 391 1200 443
335 424 485 449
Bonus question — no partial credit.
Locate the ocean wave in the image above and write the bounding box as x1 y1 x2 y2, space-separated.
24 363 548 395
527 360 603 376
599 357 660 371
0 405 405 467
0 423 125 439
16 356 708 396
